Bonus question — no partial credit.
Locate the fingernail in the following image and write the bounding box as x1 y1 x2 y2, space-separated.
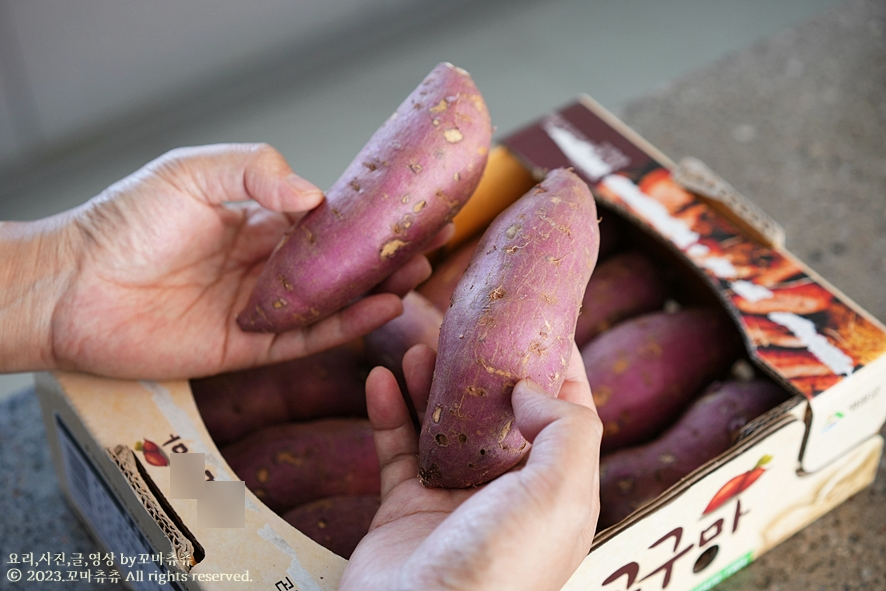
287 174 324 201
519 379 550 397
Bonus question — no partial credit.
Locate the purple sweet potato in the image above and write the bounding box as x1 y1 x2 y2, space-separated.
191 345 369 446
237 62 492 332
419 168 600 488
222 419 380 513
582 308 742 451
364 290 443 386
597 379 786 529
418 234 482 311
574 250 668 347
283 495 381 559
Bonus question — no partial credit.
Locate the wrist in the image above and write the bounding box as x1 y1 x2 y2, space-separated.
0 213 83 373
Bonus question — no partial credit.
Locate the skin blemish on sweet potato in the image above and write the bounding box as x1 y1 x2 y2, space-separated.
466 386 487 397
432 118 441 126
454 172 461 181
413 200 427 213
432 406 442 423
444 128 464 143
256 467 269 483
658 453 676 464
617 478 634 494
410 163 423 174
604 421 621 436
593 385 613 407
498 420 512 443
380 239 408 259
350 180 361 191
505 224 521 239
278 275 293 291
613 357 631 374
458 433 468 444
275 450 306 467
435 433 449 447
429 98 449 113
272 299 286 309
363 161 378 171
331 207 344 219
640 337 663 357
489 287 506 301
477 315 495 327
302 227 315 244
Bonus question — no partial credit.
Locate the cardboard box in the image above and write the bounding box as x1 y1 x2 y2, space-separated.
36 96 886 591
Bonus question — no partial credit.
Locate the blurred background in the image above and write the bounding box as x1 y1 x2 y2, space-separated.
0 0 848 397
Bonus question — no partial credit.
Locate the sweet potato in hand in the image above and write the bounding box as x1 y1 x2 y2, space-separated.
237 63 492 332
419 168 600 488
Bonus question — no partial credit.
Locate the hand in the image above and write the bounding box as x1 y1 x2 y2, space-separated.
2 143 444 379
340 341 602 591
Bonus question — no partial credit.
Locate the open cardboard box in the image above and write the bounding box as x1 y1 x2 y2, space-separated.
36 96 886 590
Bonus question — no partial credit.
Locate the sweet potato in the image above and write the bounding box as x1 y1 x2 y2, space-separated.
364 290 443 388
221 419 380 513
574 251 668 347
597 379 787 529
283 495 380 559
582 308 742 451
419 168 600 488
418 234 482 311
237 62 492 332
191 345 369 446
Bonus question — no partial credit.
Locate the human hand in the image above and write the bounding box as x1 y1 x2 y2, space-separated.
3 144 445 379
340 341 602 591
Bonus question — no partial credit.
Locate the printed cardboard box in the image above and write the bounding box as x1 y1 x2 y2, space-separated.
35 95 886 591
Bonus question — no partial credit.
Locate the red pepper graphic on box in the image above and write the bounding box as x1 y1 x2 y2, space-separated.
135 438 169 467
703 455 772 515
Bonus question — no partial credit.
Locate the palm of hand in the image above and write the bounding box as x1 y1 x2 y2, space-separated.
340 343 601 591
53 164 289 379
48 144 414 380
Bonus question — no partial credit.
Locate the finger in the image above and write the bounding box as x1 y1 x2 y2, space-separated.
425 223 456 252
557 341 595 412
161 143 324 213
511 378 601 451
402 344 437 418
264 293 403 362
511 378 602 543
373 255 432 297
365 366 422 499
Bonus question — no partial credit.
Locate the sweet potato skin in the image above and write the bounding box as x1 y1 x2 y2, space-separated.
191 345 369 446
237 62 492 332
597 379 786 529
574 250 668 347
419 168 600 488
221 419 380 513
582 308 741 451
283 495 381 559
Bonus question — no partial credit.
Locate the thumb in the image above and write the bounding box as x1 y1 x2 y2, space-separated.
162 143 325 213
